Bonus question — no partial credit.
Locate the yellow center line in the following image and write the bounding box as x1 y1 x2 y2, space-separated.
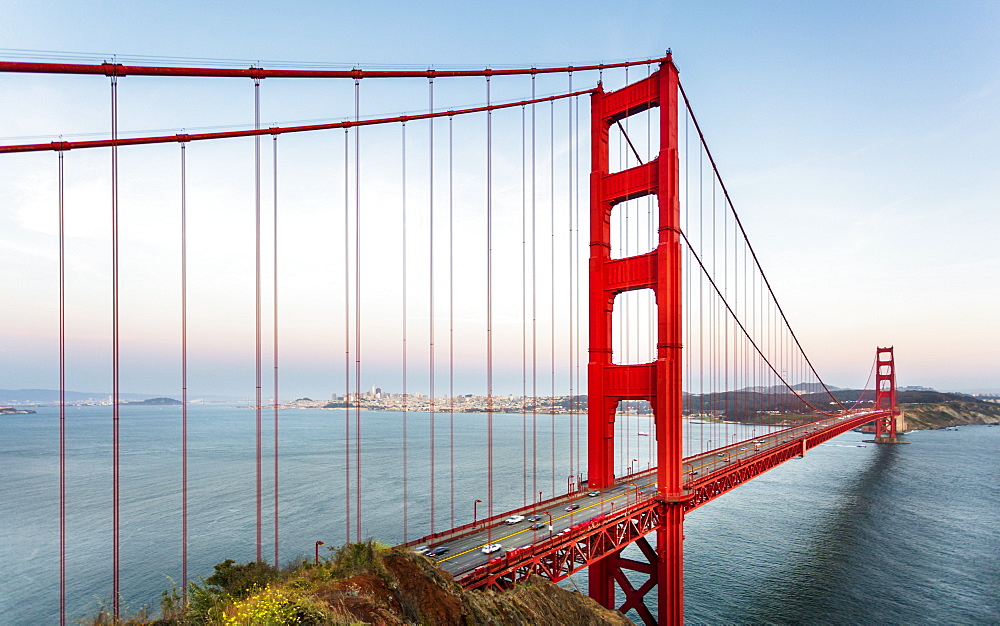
439 421 855 565
437 489 648 564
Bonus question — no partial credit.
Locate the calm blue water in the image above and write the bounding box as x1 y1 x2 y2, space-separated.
1 407 997 624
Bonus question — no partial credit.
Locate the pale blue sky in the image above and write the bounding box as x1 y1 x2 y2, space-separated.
1 1 998 396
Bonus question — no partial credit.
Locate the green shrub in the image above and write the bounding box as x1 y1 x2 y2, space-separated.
205 559 282 599
327 539 384 579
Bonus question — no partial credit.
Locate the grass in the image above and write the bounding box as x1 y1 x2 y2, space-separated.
79 540 389 625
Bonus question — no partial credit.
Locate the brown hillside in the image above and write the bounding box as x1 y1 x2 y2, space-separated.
118 541 632 625
902 400 1000 430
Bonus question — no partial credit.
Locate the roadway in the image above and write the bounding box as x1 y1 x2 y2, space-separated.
416 411 874 579
427 476 655 578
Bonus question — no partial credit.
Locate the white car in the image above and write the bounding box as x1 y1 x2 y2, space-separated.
504 515 525 525
481 543 502 554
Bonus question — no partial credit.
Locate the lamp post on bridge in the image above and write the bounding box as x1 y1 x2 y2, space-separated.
627 482 638 505
543 511 553 540
473 499 482 526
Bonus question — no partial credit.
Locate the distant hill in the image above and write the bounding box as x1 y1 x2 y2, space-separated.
0 389 240 404
124 397 182 406
0 389 157 404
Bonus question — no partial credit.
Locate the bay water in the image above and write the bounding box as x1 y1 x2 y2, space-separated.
1 406 996 624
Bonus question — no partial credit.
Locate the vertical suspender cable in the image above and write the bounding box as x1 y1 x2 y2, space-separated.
683 109 691 453
622 67 629 478
253 77 263 563
448 115 455 529
354 78 362 542
530 74 537 503
272 135 280 565
343 127 351 544
752 235 757 425
110 73 121 620
486 74 494 523
723 187 729 440
685 109 696 454
521 103 528 507
428 78 435 536
647 64 654 465
623 68 630 476
712 177 720 447
58 149 66 626
566 73 574 489
698 144 719 447
732 224 737 435
745 246 750 431
574 96 585 476
180 142 189 603
549 99 555 497
402 120 408 544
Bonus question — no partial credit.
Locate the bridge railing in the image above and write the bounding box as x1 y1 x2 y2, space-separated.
403 467 659 550
457 496 662 590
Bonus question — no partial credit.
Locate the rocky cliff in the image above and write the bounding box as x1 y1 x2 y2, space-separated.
136 541 631 625
901 400 1000 430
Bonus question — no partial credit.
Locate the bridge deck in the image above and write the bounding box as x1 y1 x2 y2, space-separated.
403 410 890 588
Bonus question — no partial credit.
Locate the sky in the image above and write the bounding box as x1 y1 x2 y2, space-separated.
1 0 998 398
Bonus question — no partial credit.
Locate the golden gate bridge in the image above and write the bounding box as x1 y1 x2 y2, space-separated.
0 52 902 624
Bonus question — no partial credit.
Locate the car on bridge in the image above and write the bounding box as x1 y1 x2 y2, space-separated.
481 543 502 554
428 546 450 557
504 515 525 525
587 491 600 497
526 515 542 522
565 503 580 511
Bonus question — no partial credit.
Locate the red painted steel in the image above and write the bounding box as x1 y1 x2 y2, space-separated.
0 56 669 79
458 497 662 590
682 411 893 512
4 52 906 623
0 88 596 154
874 347 899 440
451 411 895 600
587 55 684 625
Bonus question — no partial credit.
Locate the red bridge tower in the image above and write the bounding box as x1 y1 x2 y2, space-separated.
872 346 903 443
587 55 686 624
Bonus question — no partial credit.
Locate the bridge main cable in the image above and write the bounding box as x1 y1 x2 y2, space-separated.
678 80 845 410
0 88 597 154
0 56 669 79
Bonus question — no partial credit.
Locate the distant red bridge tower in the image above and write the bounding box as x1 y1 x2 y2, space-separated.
872 346 904 443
